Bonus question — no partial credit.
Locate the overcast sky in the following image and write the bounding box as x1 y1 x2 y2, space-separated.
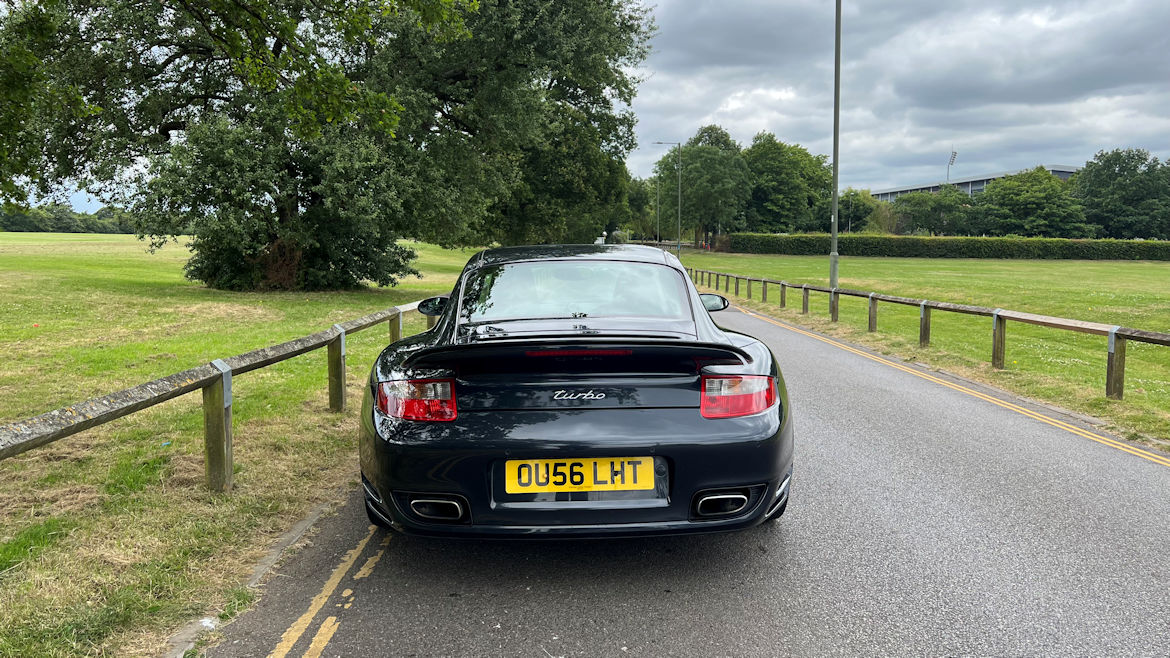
625 0 1170 191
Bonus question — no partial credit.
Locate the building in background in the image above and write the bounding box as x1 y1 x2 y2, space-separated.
870 165 1081 202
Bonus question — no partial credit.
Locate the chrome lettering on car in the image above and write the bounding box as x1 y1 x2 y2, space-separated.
552 389 606 401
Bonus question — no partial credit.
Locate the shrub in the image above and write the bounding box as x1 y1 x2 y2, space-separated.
724 233 1170 260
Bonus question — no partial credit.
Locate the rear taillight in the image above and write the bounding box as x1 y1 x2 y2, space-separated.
700 375 776 419
376 379 457 421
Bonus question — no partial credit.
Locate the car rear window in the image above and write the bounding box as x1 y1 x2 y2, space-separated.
460 260 691 323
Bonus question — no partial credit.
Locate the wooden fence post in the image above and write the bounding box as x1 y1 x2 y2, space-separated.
725 274 732 293
1107 326 1126 400
390 310 402 343
992 309 1006 369
747 279 752 300
830 288 839 322
328 325 346 412
735 277 741 297
203 359 233 492
868 293 878 332
780 282 787 308
426 314 437 329
761 281 768 303
801 285 809 315
919 302 931 347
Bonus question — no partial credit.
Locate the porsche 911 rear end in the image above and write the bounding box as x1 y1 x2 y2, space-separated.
357 245 794 538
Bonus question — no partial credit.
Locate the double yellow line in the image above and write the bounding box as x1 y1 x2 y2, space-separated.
735 305 1170 470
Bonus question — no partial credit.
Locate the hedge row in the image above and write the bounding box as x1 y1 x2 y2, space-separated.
725 233 1170 260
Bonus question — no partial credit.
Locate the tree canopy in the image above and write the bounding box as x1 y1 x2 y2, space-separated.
3 0 653 289
740 132 831 233
1072 148 1170 240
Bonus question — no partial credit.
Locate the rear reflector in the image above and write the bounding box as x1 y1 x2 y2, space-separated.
524 349 634 357
376 379 457 421
700 375 776 419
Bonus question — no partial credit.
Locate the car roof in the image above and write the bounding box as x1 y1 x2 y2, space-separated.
466 244 673 270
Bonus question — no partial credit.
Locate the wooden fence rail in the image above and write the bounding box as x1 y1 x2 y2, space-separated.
686 267 1170 401
0 300 423 491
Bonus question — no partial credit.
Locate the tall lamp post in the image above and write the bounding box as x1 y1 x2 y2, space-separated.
947 149 957 182
654 141 682 258
829 0 841 289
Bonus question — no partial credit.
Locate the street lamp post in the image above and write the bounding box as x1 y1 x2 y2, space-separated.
655 177 660 243
654 141 682 258
829 0 841 289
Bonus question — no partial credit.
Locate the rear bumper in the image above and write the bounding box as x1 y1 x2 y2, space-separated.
358 399 794 538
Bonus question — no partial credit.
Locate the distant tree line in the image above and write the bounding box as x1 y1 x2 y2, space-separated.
0 203 132 234
627 135 1170 243
873 149 1170 240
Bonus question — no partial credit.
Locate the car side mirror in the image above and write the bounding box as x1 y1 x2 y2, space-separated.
700 293 730 312
418 296 447 317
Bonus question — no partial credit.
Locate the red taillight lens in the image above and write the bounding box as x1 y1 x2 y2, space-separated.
700 375 776 419
376 379 457 421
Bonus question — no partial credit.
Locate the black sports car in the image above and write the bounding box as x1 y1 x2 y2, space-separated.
358 244 793 537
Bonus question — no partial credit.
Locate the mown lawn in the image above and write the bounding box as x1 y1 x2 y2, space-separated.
680 250 1170 444
0 233 475 656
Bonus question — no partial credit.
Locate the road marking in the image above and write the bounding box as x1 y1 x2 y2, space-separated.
302 616 340 658
267 525 377 658
735 305 1170 470
353 537 390 580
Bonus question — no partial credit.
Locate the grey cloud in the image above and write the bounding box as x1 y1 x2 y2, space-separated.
627 0 1170 191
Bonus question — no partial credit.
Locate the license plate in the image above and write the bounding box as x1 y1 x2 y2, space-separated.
505 457 655 494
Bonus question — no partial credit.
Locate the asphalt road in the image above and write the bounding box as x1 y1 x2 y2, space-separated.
205 307 1170 657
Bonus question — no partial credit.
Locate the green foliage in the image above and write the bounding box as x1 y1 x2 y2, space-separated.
0 0 475 206
725 232 1170 260
741 132 832 233
488 105 631 246
891 185 973 235
973 167 1095 238
838 188 879 233
655 138 751 245
624 177 655 239
1072 148 1170 240
0 203 131 233
120 0 650 289
686 125 741 153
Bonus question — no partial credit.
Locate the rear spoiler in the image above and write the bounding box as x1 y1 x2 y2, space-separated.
400 338 753 369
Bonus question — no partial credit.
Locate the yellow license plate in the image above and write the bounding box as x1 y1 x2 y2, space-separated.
505 457 655 494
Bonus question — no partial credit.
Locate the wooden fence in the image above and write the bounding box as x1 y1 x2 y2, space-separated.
0 301 424 492
686 268 1170 401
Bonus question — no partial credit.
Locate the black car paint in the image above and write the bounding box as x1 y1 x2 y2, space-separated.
358 244 793 538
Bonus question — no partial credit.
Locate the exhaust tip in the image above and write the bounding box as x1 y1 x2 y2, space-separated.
696 493 749 517
410 498 464 521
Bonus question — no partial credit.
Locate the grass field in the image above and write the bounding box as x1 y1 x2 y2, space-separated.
0 233 472 656
680 250 1170 444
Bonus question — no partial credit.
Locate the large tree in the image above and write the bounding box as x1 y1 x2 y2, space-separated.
1072 148 1170 240
6 0 652 289
0 0 473 207
974 167 1094 238
654 140 751 246
892 185 972 235
838 187 879 233
741 132 831 233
